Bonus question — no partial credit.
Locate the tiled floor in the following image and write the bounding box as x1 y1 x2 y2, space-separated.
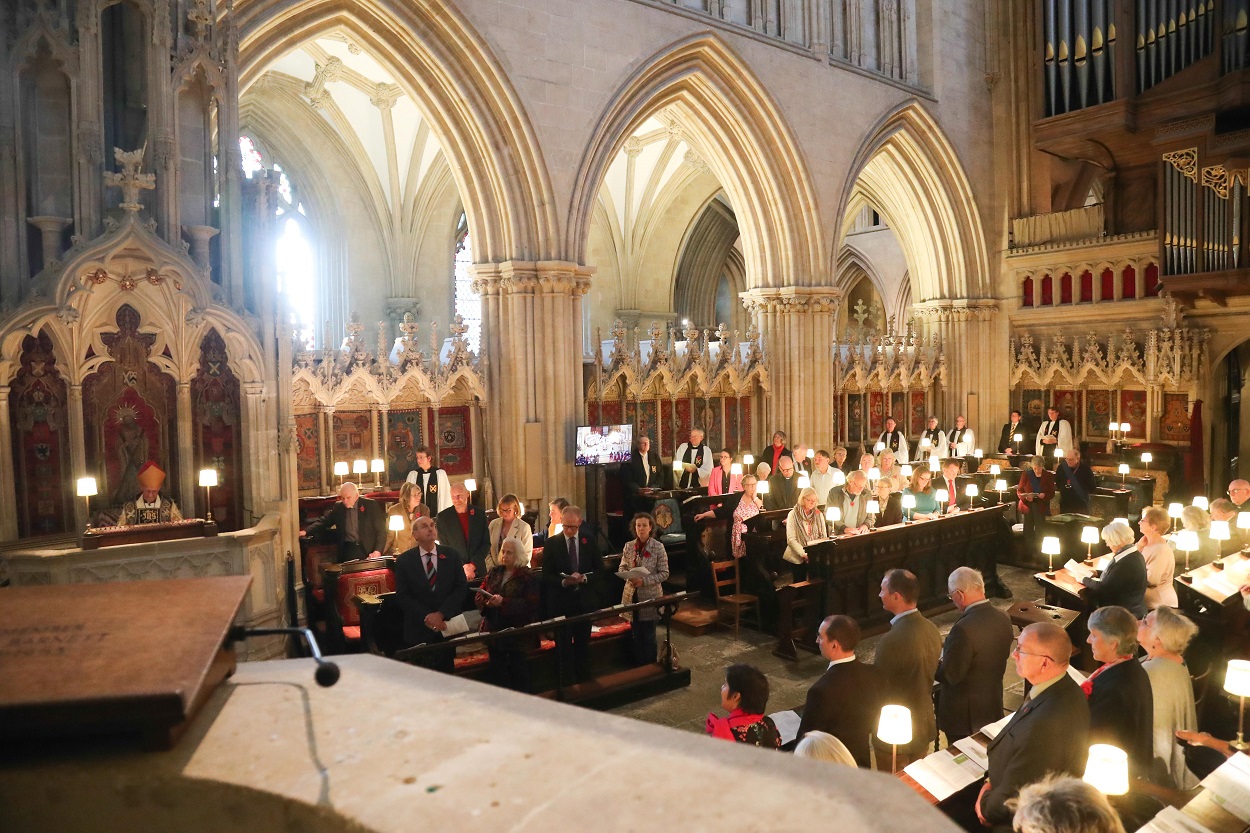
609 565 1041 734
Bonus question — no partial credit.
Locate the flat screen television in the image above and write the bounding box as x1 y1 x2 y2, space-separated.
575 424 633 466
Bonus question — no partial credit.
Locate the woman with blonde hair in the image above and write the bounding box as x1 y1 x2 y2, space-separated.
384 480 430 555
487 493 533 570
793 731 856 767
1138 505 1178 609
785 487 827 583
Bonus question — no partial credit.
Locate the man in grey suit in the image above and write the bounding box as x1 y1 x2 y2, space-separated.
936 567 1014 742
825 470 870 535
873 568 942 758
977 622 1090 831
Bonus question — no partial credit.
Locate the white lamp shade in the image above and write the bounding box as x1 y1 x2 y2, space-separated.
1226 660 1250 697
1176 529 1200 553
901 494 916 510
928 457 941 472
974 448 983 457
673 459 684 472
806 448 815 459
1211 520 1231 542
989 464 1001 476
1083 744 1129 795
920 437 931 448
1240 512 1250 531
464 478 477 492
352 459 367 474
553 523 564 535
1054 447 1064 457
874 442 885 453
1118 464 1130 474
965 484 979 498
797 474 811 490
867 499 881 514
1168 502 1184 518
371 458 385 473
742 454 754 466
1041 536 1061 556
995 479 1008 491
388 514 406 531
198 468 218 488
1013 433 1023 442
1081 526 1099 545
730 463 743 476
900 465 913 477
76 477 98 498
935 489 949 504
877 705 912 746
826 506 841 523
1193 496 1210 511
333 461 349 477
1141 452 1153 463
830 470 846 487
867 467 881 481
1113 517 1129 526
757 481 770 495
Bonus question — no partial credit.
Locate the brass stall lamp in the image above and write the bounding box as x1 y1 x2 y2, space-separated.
935 488 949 514
989 463 1001 478
830 469 846 487
876 705 912 774
1081 525 1099 561
757 481 770 497
964 484 979 506
742 454 754 467
1240 513 1250 554
730 463 743 477
333 461 349 487
797 474 811 490
1013 433 1023 454
1141 452 1152 472
388 513 405 539
370 458 385 488
1176 529 1199 582
826 506 841 527
874 441 885 454
1083 744 1129 795
198 468 218 522
1042 535 1061 578
974 448 983 463
1192 495 1210 511
867 467 881 486
76 477 98 531
1054 447 1064 461
928 455 941 473
995 479 1008 503
464 478 477 506
352 459 367 480
1168 502 1184 533
866 499 880 530
1225 660 1250 752
1211 521 1231 568
901 493 916 523
900 464 912 478
806 448 815 462
1118 463 1130 484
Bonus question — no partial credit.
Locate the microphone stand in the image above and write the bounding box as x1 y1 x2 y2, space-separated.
228 625 341 687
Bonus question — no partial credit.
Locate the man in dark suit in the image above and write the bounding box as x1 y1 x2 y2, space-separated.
977 622 1090 830
796 614 884 767
1081 521 1148 618
436 482 489 580
393 515 468 672
936 567 1014 742
299 481 387 562
623 435 668 516
541 505 604 684
1054 449 1097 514
997 409 1024 456
763 455 800 511
873 569 942 758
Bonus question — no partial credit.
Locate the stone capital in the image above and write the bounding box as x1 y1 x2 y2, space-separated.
739 286 843 315
472 260 594 298
911 298 999 324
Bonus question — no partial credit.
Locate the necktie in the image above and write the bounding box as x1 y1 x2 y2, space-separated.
947 480 956 508
424 552 436 589
569 535 578 573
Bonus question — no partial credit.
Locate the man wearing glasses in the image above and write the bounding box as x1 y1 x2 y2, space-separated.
1229 480 1250 513
976 622 1090 829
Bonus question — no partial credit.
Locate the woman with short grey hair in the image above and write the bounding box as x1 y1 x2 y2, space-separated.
1138 606 1200 788
1010 775 1125 833
1085 606 1153 778
1084 522 1147 618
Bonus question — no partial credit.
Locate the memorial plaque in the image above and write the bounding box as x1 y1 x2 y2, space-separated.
0 575 250 749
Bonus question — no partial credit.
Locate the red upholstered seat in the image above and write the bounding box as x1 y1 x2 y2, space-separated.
334 564 395 629
342 626 361 641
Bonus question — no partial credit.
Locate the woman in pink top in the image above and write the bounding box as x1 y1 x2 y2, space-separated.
707 449 743 496
1137 505 1178 609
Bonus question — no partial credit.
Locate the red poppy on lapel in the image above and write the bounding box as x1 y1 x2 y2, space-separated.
580 537 588 544
438 553 446 560
469 508 476 516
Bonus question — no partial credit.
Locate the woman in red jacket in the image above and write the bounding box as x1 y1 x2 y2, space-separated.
1018 454 1056 544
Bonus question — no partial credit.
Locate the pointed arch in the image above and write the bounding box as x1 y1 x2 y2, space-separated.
836 101 989 302
234 0 558 262
567 33 822 288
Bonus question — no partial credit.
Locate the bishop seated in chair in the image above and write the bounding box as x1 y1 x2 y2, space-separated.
118 461 184 526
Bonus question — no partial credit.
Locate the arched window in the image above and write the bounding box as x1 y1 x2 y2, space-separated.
453 212 481 353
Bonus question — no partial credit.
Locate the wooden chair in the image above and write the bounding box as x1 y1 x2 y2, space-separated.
711 559 760 639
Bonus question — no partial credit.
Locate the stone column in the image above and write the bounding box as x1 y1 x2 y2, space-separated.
181 224 220 273
320 405 335 495
176 381 196 514
912 299 1006 439
25 216 72 272
67 383 88 529
741 286 841 451
0 386 17 539
375 404 388 490
241 382 270 523
474 260 593 508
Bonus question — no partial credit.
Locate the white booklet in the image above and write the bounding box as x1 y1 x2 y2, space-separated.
902 749 985 801
442 609 483 638
952 736 989 770
1139 805 1217 833
1063 559 1095 580
769 709 802 746
1200 752 1250 822
617 566 650 580
980 712 1013 740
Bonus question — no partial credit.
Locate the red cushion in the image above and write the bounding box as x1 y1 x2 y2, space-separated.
312 588 324 603
592 621 631 638
334 567 395 626
454 651 490 670
342 626 361 641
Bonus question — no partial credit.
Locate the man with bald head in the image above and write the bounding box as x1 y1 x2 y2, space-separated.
1054 448 1096 514
299 481 386 563
977 622 1090 829
1229 479 1250 512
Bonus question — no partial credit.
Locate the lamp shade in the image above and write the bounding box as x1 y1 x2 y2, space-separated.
1192 496 1210 511
388 514 406 532
866 499 880 514
352 459 367 474
1211 520 1231 542
1141 452 1153 464
333 461 349 477
874 442 885 453
965 484 979 498
1168 502 1184 519
928 456 940 472
830 470 846 487
198 468 218 488
1176 529 1200 553
797 474 811 490
1054 447 1064 457
867 467 881 481
876 705 912 746
757 481 770 495
995 479 1008 491
901 494 916 510
1041 536 1061 556
935 489 948 504
1118 464 1130 475
371 458 385 473
1240 512 1250 532
553 523 563 535
730 463 743 476
826 506 841 523
920 437 931 448
989 464 1001 476
900 465 913 478
974 448 983 457
1113 517 1129 526
1081 526 1099 545
742 454 754 466
806 448 815 459
464 478 477 492
1225 659 1250 697
1013 433 1023 443
1083 744 1129 795
673 459 684 472
76 477 98 498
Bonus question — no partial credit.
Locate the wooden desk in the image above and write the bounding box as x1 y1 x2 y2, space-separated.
1176 553 1250 662
81 518 216 549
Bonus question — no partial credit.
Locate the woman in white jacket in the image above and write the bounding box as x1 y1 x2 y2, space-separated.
486 493 533 570
785 487 827 584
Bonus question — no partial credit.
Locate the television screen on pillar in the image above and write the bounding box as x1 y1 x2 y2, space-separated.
575 424 633 466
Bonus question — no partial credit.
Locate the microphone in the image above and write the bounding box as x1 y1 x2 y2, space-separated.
227 625 341 687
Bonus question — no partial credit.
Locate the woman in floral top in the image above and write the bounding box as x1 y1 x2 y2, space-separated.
619 512 670 666
706 663 781 749
694 474 763 560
